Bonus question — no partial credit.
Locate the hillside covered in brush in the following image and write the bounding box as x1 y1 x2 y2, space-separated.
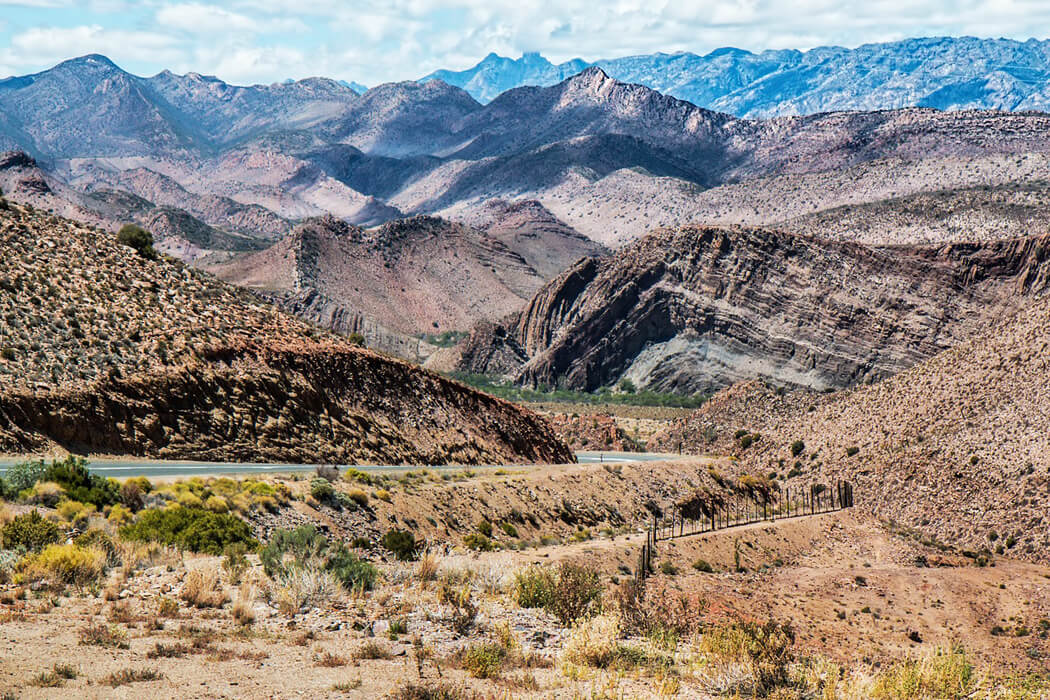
0 200 571 465
651 295 1050 564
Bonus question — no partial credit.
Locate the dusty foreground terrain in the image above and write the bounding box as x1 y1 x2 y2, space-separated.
1 459 1047 699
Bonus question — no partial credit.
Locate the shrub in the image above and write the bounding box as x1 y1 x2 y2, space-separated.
562 614 622 668
739 434 754 449
548 562 603 625
461 642 506 679
326 544 378 592
117 224 157 259
698 621 795 693
513 566 556 609
120 507 255 555
476 520 493 537
119 480 145 512
500 522 518 538
2 510 60 551
17 543 107 586
867 645 975 699
101 667 164 687
204 496 229 513
108 502 134 527
261 525 377 594
222 542 250 584
346 488 369 506
2 459 49 496
790 440 805 457
382 529 420 561
846 446 860 457
79 623 129 649
309 477 335 501
73 529 120 567
44 456 119 508
692 558 715 573
180 567 228 608
463 533 496 551
21 481 66 508
57 499 94 527
260 525 327 577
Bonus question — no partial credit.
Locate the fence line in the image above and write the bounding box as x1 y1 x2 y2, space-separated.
636 481 853 580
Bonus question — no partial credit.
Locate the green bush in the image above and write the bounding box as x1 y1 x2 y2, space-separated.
382 529 419 561
461 642 506 679
845 446 860 457
120 507 255 554
548 563 603 624
692 558 715 573
512 566 556 609
2 459 49 497
476 520 493 537
117 224 156 259
790 440 805 457
259 524 327 577
73 529 120 567
309 477 334 502
463 533 496 551
327 544 378 592
45 456 119 508
260 525 377 593
2 510 61 551
500 522 518 538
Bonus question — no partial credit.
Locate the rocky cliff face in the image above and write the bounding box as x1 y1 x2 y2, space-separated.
459 225 1050 395
0 202 572 465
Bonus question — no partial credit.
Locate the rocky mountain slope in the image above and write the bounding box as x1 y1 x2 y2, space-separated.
424 37 1050 116
457 224 1050 394
651 293 1050 565
207 212 601 338
13 57 1050 254
0 200 571 465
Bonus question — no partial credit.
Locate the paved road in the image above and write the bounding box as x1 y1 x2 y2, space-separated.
0 451 678 479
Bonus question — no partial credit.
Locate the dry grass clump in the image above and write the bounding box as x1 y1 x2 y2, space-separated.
267 564 342 616
30 663 77 687
231 582 257 625
416 549 441 583
78 623 130 649
695 621 796 696
316 650 349 667
354 640 394 661
561 614 622 668
101 667 164 687
180 566 228 608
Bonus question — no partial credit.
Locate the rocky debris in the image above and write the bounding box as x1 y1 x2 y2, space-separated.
0 203 572 465
459 224 1050 395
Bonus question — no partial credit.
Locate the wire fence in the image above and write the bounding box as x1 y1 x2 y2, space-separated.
637 481 853 580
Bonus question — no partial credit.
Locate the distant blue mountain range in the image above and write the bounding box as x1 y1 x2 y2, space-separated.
421 37 1050 116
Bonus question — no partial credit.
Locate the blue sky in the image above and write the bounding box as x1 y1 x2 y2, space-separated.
1 1 1049 86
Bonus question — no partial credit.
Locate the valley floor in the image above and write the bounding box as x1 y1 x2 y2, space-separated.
1 464 1047 698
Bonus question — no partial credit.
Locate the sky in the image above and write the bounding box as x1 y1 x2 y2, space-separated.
1 0 1049 87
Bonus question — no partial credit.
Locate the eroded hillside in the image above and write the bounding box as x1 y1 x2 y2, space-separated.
0 202 571 465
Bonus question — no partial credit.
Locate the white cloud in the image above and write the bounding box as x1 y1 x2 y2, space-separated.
155 3 307 35
1 25 184 70
5 1 1050 85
